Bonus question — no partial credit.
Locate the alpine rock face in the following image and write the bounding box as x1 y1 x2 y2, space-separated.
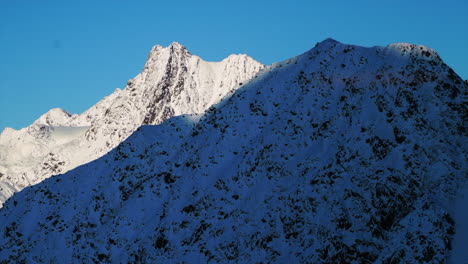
0 39 466 263
0 42 265 206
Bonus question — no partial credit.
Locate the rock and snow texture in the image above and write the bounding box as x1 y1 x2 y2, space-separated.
0 42 264 206
0 39 466 263
448 183 468 263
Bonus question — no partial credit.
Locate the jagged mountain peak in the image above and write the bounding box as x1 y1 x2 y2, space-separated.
148 41 190 56
0 42 265 208
145 43 265 72
168 41 187 50
312 38 340 50
149 41 187 52
143 42 193 73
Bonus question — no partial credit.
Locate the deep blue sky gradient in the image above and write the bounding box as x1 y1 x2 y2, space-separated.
1 0 467 130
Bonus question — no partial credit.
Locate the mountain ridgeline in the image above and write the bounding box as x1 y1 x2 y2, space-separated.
0 39 466 263
0 42 264 206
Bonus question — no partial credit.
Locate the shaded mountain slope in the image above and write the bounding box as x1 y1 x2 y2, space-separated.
0 39 466 263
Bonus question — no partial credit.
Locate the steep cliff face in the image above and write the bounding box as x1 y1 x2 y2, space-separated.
0 42 264 206
0 39 465 263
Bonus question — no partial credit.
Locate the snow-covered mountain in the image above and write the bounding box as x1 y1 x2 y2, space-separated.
0 39 466 263
0 42 264 206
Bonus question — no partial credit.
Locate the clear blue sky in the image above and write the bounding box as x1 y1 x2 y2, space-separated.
1 0 467 131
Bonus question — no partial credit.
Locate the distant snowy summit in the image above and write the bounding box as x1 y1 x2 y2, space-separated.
0 39 466 263
0 42 265 206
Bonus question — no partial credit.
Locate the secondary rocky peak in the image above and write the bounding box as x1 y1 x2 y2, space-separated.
321 37 339 44
312 38 340 49
41 107 70 117
386 42 442 62
224 53 253 62
309 39 441 64
32 107 73 127
149 44 163 53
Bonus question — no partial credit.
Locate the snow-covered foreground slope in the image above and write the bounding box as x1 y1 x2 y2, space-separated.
0 39 466 263
449 184 468 263
0 42 264 207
